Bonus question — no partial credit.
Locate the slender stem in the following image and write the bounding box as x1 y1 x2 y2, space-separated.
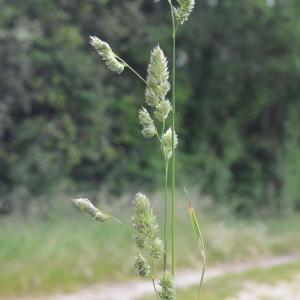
151 260 160 300
168 0 177 277
197 253 206 300
151 276 159 300
115 55 147 84
163 155 169 273
111 216 133 231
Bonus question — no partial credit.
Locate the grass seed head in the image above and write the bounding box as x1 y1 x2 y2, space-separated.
145 45 170 107
174 0 195 25
72 198 110 222
159 272 175 300
89 35 125 74
135 253 150 277
149 237 164 259
162 128 178 159
139 107 157 138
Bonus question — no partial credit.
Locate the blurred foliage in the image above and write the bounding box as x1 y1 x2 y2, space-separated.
0 0 300 212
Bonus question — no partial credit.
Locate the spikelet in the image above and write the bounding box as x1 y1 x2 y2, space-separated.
139 107 157 138
89 36 125 74
159 272 175 300
149 237 164 259
162 128 178 159
154 99 172 122
135 253 150 277
134 234 147 250
132 193 158 243
174 0 195 25
145 46 170 107
72 198 111 222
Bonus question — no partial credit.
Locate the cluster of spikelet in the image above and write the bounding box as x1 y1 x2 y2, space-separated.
132 193 163 277
174 0 195 25
140 45 178 162
89 36 125 74
72 198 110 222
155 0 195 25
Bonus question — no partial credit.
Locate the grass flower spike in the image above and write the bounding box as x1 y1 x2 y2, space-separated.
162 128 178 160
132 193 158 243
139 107 157 138
174 0 195 25
159 272 175 300
89 35 125 74
145 46 170 107
72 198 111 222
135 253 151 277
150 237 164 259
154 99 172 122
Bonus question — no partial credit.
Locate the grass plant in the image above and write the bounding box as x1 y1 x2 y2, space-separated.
73 1 201 299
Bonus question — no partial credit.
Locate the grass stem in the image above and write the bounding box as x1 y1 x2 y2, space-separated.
164 156 169 272
168 0 177 277
116 56 147 84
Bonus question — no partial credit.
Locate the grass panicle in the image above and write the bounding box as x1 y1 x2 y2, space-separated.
72 2 199 299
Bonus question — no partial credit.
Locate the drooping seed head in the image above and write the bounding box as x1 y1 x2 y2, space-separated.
174 0 195 25
89 35 125 74
72 198 111 222
162 128 178 160
145 45 170 107
159 272 175 300
135 253 150 277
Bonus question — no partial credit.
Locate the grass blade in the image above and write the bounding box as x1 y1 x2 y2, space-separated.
184 188 206 300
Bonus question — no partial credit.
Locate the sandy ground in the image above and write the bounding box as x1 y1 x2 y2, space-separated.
14 253 300 300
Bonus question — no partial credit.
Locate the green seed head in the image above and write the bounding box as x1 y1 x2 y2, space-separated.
149 237 164 259
72 198 111 222
132 193 158 246
162 128 178 159
135 253 150 277
174 0 195 25
159 272 175 300
89 35 125 74
145 45 170 107
154 100 172 122
139 108 157 138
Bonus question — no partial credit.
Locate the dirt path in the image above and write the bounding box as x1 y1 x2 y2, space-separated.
24 253 300 300
228 274 300 300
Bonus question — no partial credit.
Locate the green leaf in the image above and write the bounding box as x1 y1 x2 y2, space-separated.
184 188 206 300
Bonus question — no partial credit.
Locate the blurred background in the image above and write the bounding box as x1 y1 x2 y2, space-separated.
0 0 300 299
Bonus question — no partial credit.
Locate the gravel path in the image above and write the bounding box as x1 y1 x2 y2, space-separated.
20 253 300 300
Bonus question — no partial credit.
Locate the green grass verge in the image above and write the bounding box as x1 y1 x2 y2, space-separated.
0 198 299 297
